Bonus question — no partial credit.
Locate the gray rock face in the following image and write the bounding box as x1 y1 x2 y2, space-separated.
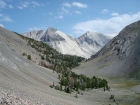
0 26 67 105
40 28 65 42
76 31 111 47
23 28 111 58
36 30 43 36
23 30 44 41
92 21 140 59
90 20 140 78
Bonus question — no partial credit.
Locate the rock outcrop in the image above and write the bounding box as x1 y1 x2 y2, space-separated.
23 28 111 58
74 20 140 79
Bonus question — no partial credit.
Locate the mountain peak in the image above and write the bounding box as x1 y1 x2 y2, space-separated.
87 20 140 77
22 30 44 40
47 27 57 32
23 28 111 58
79 31 105 39
77 31 111 46
86 31 98 34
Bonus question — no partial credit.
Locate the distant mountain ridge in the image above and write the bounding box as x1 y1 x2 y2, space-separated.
23 28 111 58
74 20 140 79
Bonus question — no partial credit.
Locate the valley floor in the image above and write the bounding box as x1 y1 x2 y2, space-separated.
0 72 140 105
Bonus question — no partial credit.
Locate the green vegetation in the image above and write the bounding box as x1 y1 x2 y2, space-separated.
27 54 31 60
58 71 109 92
50 68 109 97
130 67 140 80
14 32 85 71
110 95 116 102
22 52 31 60
22 52 26 56
14 32 109 97
110 95 114 99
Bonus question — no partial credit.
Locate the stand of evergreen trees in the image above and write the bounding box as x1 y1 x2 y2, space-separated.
14 32 110 96
15 32 85 71
56 70 110 93
50 68 110 96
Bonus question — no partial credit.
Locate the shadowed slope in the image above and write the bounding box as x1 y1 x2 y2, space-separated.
74 20 140 78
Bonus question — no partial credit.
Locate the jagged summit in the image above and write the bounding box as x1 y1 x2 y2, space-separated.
92 20 140 60
23 28 111 58
22 30 44 41
0 22 140 105
90 20 140 78
40 28 65 42
74 20 140 79
76 31 111 57
47 27 57 31
77 31 111 46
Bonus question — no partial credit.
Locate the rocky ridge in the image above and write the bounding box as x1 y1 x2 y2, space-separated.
74 20 140 78
0 21 140 105
23 28 111 58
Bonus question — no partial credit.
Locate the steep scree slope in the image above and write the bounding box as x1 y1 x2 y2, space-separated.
23 28 111 58
74 20 140 79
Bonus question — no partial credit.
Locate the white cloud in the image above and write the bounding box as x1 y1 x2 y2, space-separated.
63 2 71 8
9 4 13 9
60 2 86 16
2 16 12 22
101 9 109 14
17 1 42 9
31 1 40 7
61 7 69 14
0 23 4 27
75 11 81 14
22 1 29 8
111 12 119 16
0 0 6 8
56 15 63 19
28 26 47 31
17 6 22 9
72 2 87 8
0 14 12 22
28 27 40 31
17 1 29 9
73 12 140 37
49 12 52 15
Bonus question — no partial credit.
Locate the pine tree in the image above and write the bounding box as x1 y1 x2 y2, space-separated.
61 75 65 85
27 55 31 60
66 86 70 93
58 74 61 80
60 84 62 91
81 83 86 91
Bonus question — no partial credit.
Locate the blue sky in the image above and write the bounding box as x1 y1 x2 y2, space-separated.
0 0 140 38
